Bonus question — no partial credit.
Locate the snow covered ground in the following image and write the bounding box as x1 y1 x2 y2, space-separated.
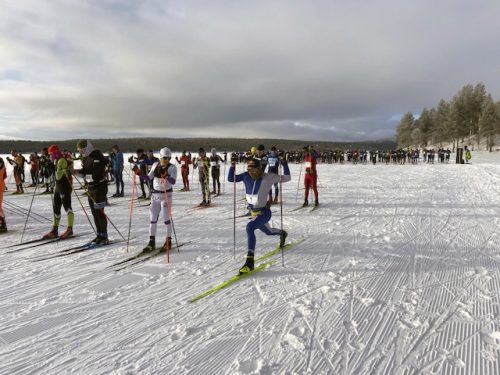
1 151 500 374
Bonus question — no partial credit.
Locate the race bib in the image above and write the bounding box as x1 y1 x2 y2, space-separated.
85 174 93 181
268 157 277 165
305 162 312 168
182 161 187 166
197 160 204 167
211 161 218 167
246 194 258 205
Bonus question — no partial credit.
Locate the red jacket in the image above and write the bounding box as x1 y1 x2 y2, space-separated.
177 154 192 169
304 154 317 175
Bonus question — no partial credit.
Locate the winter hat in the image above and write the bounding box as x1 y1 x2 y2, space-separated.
48 144 59 154
199 147 205 153
48 144 62 160
257 144 265 151
160 147 172 158
76 139 94 157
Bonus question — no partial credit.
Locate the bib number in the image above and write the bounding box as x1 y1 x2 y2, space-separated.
246 194 258 205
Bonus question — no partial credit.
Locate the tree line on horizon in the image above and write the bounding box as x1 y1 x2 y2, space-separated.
0 137 397 155
396 83 500 151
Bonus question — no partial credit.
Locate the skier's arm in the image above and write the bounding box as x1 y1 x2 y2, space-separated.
228 165 244 183
278 160 291 183
165 164 176 185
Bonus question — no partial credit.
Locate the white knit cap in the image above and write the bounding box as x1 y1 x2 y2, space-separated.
160 147 172 158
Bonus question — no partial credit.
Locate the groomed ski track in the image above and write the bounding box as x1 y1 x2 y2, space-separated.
0 152 500 374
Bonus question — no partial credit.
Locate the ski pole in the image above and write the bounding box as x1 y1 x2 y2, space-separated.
191 165 196 192
233 162 236 259
72 175 127 242
295 162 303 202
279 162 284 267
4 200 50 223
20 182 38 243
222 160 226 194
126 173 137 252
68 175 97 235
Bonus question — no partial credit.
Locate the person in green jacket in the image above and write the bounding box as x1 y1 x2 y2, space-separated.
43 144 74 240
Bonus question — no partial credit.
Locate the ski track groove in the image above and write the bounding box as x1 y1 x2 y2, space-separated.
3 159 500 374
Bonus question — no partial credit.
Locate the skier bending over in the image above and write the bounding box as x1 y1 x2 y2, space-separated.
133 147 177 253
228 156 290 274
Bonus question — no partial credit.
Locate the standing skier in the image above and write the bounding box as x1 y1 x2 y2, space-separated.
76 139 109 245
128 149 149 199
39 148 55 194
0 157 7 232
175 150 192 191
193 148 211 206
228 156 290 274
209 148 224 195
266 146 280 204
28 152 40 187
254 144 268 171
145 150 159 197
42 144 74 239
134 147 177 252
110 145 124 197
6 150 24 194
302 146 319 207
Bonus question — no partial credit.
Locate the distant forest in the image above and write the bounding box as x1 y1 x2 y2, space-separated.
396 83 500 151
0 138 396 154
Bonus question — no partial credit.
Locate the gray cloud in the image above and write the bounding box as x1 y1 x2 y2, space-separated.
1 0 499 141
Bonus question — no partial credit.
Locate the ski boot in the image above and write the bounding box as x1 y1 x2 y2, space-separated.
94 233 109 246
279 230 288 248
142 236 156 253
198 200 207 207
0 219 7 233
59 226 73 240
302 199 308 207
239 255 254 275
160 237 172 252
273 196 279 205
314 199 319 207
43 226 59 239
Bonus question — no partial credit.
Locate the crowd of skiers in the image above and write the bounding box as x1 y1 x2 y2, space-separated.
0 141 471 273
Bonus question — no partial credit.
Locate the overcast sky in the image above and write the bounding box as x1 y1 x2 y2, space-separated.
1 0 499 142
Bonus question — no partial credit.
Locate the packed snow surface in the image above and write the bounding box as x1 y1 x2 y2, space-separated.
1 152 500 374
